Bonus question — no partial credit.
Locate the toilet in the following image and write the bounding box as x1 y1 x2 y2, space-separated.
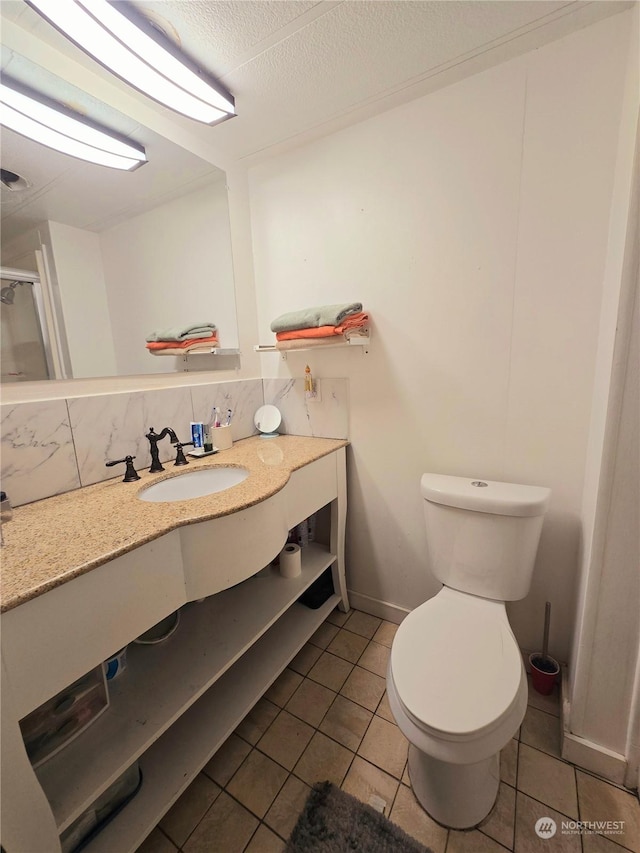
387 473 551 829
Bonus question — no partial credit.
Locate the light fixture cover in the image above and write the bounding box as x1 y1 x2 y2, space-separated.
0 78 147 170
26 0 236 125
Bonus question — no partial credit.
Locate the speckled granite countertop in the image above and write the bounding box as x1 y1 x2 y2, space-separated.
1 435 348 614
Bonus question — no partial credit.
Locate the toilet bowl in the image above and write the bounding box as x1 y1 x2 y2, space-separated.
387 587 527 828
387 473 550 828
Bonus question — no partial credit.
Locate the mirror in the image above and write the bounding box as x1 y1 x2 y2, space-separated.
0 50 238 383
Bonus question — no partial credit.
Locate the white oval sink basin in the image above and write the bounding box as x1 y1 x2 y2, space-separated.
139 467 249 502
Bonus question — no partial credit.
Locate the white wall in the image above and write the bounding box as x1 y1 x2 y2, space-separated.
46 221 117 379
249 13 635 661
99 180 237 376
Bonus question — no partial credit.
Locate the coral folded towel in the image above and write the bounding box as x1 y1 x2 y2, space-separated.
275 312 368 342
270 303 362 333
145 323 217 343
146 334 219 352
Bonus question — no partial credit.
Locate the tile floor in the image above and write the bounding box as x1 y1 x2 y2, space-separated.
136 608 640 853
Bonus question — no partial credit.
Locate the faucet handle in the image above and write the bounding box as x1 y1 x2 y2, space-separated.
174 442 193 466
106 456 141 482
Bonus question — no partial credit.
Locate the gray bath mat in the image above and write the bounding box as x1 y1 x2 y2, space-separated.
286 781 432 853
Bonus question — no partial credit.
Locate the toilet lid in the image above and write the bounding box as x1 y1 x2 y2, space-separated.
390 589 523 738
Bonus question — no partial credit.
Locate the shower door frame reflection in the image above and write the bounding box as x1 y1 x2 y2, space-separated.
0 266 59 382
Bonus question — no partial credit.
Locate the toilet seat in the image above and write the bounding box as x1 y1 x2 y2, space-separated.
390 587 523 741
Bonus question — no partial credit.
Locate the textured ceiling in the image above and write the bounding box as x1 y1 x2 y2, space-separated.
0 0 632 237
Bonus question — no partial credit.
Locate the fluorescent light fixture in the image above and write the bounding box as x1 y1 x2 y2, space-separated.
0 79 147 170
26 0 236 125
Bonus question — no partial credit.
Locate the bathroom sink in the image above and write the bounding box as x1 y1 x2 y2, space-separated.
139 467 249 502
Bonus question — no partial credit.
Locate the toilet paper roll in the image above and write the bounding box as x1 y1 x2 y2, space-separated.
279 543 301 578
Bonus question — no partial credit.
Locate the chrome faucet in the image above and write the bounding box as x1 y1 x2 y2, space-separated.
146 426 179 473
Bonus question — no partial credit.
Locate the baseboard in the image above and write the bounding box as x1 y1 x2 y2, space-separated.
347 590 410 625
561 731 628 786
561 677 628 786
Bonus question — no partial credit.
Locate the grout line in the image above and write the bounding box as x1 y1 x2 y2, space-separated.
476 825 513 853
515 788 579 823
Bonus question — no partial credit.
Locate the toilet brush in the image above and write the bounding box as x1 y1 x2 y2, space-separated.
529 601 560 695
542 601 551 666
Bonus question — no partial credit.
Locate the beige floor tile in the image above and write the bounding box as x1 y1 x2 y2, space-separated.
327 629 369 663
286 678 336 727
521 706 561 758
357 715 408 779
307 651 354 691
289 642 322 676
244 824 285 853
448 829 508 853
159 773 220 848
402 762 410 786
227 750 288 819
309 621 340 649
257 709 315 771
135 829 177 853
340 665 386 712
358 641 391 678
203 734 251 787
514 791 581 852
344 610 382 639
183 791 258 853
501 738 518 787
582 831 635 853
265 775 312 840
518 744 578 818
376 691 396 723
479 781 515 850
326 607 350 627
294 731 354 787
319 694 373 751
372 620 399 648
341 756 399 817
235 697 280 745
577 770 640 853
527 675 560 717
264 669 304 708
389 784 448 853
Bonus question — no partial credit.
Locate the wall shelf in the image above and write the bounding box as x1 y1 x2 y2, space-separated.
178 348 241 372
183 348 240 356
254 332 369 359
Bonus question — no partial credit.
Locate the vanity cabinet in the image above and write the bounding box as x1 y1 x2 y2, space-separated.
1 447 348 853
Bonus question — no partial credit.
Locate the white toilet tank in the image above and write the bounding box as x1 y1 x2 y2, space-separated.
421 474 551 601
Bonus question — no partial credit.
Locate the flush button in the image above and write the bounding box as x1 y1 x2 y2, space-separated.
471 481 488 487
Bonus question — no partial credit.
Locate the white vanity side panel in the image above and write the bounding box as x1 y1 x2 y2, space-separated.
285 454 338 529
0 659 61 853
2 532 186 719
181 490 288 601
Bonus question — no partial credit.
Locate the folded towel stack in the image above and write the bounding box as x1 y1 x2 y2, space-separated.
145 323 219 356
270 303 368 350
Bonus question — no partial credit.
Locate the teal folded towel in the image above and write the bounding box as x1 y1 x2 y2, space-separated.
145 323 217 343
270 303 362 333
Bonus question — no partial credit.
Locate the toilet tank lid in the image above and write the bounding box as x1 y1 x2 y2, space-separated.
421 474 551 517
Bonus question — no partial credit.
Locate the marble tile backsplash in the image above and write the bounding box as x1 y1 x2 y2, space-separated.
0 400 80 506
1 377 348 506
263 378 349 440
191 380 264 445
